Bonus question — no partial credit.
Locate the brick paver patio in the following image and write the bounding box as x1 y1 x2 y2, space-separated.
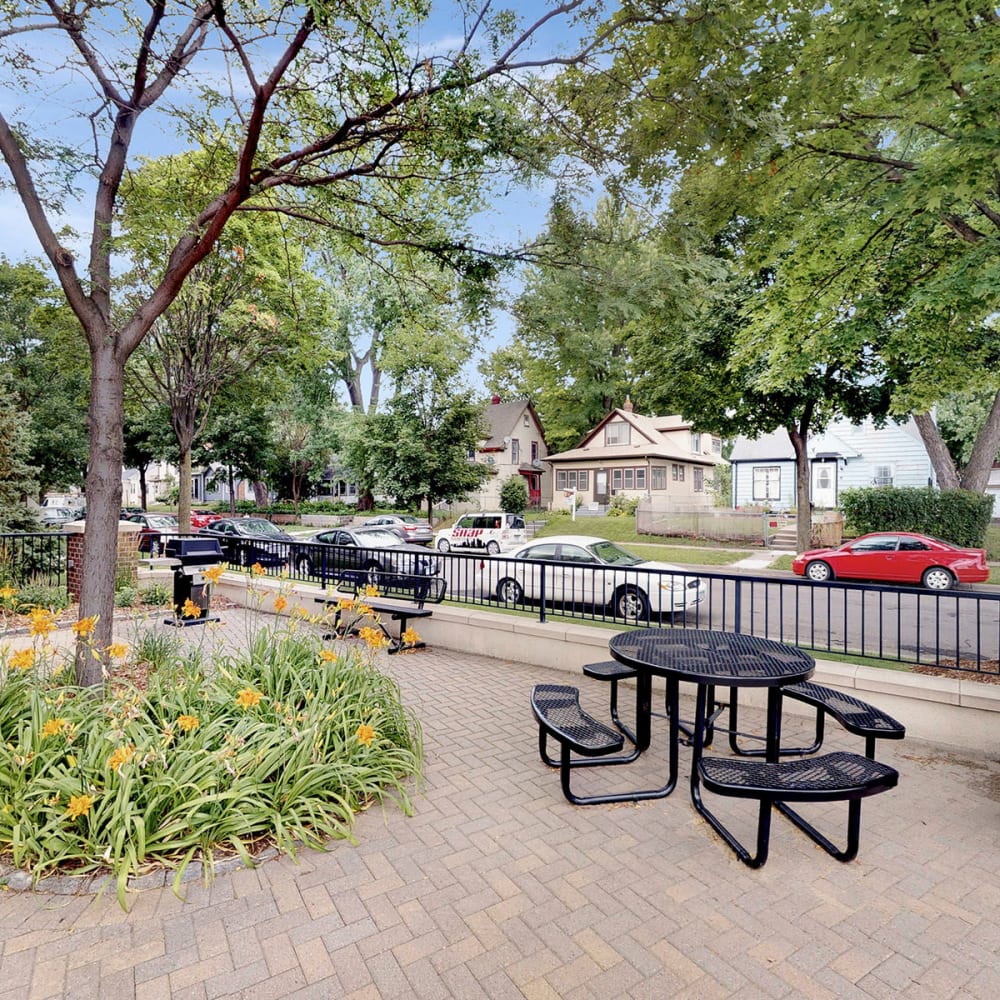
2 608 999 998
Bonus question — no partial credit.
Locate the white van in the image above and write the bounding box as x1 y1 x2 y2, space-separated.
434 512 527 554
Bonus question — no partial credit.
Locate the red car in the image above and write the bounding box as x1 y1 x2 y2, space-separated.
792 532 990 591
190 510 223 529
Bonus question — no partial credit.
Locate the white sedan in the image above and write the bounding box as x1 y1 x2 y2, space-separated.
492 535 705 621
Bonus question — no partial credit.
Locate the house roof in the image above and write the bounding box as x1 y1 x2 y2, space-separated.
728 425 866 462
480 398 546 452
546 408 723 466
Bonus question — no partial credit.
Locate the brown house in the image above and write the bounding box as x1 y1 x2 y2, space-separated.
544 399 725 508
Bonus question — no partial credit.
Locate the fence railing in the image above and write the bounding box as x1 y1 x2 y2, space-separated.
241 538 999 676
7 529 995 677
0 531 70 595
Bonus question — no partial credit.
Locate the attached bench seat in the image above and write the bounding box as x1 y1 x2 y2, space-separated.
531 684 635 805
697 750 899 867
582 660 638 743
729 680 906 759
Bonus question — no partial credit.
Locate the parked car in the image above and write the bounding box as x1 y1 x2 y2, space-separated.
197 517 294 568
37 507 78 529
126 513 179 554
493 535 705 621
792 531 990 591
292 526 439 587
363 514 434 546
435 512 527 554
190 509 223 529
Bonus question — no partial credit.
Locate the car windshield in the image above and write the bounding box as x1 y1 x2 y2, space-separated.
147 515 177 528
240 519 284 536
589 540 643 567
357 529 402 547
397 516 422 525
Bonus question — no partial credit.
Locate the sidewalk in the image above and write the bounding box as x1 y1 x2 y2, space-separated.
2 607 999 998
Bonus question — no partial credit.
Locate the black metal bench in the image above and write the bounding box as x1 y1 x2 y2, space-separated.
531 684 633 805
729 681 906 759
315 572 446 655
697 750 899 867
582 660 638 743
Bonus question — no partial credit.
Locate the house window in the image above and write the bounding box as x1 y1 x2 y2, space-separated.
873 465 893 486
523 413 529 426
694 468 704 492
605 420 630 446
712 436 722 454
557 469 588 491
511 438 519 464
690 432 701 453
612 469 622 490
557 470 566 490
753 466 781 500
671 464 685 482
577 471 589 490
624 468 634 489
651 467 667 490
635 468 646 489
530 440 538 462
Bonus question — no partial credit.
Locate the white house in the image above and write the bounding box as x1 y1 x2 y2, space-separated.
729 417 937 511
466 397 551 510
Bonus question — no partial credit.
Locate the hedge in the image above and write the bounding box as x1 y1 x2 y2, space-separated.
839 487 993 548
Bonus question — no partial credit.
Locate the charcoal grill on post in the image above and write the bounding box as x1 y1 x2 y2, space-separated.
163 537 223 626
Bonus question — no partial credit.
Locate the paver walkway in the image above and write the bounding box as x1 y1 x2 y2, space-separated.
2 608 999 998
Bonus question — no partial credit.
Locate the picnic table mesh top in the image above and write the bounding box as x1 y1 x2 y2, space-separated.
609 628 814 687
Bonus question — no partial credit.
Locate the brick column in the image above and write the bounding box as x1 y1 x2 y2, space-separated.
64 521 142 602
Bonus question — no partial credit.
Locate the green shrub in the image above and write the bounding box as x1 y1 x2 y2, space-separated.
139 583 171 606
608 495 639 517
840 486 993 547
499 476 528 515
114 586 139 608
4 581 70 614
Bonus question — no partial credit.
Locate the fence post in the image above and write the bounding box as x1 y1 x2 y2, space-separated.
539 562 547 623
733 577 742 634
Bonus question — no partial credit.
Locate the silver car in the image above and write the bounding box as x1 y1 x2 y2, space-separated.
363 514 434 546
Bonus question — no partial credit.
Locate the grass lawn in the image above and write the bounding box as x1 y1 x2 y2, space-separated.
527 513 751 566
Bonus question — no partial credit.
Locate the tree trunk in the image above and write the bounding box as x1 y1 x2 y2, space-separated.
959 389 1000 493
253 480 268 506
228 464 237 514
786 424 812 553
138 465 148 511
177 445 193 532
913 412 960 489
75 345 125 686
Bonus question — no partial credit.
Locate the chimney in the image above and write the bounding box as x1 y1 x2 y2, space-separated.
622 395 634 412
491 395 501 404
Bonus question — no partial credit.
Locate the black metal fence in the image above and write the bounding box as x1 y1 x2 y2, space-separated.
6 528 996 676
244 538 999 676
0 531 70 594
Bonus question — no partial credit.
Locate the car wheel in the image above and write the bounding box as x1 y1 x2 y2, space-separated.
496 578 524 605
486 540 500 555
614 586 650 622
295 554 313 577
922 566 955 591
437 538 451 553
805 560 833 583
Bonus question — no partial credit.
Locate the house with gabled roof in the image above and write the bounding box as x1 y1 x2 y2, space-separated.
466 397 551 510
543 398 726 508
728 417 937 511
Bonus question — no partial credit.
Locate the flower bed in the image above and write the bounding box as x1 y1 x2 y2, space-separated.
0 583 423 908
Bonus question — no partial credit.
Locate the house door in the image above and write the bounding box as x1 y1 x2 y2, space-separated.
811 461 837 508
594 470 608 503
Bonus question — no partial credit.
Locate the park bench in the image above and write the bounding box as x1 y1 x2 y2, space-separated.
315 571 446 655
728 681 906 759
697 749 899 867
531 684 634 805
